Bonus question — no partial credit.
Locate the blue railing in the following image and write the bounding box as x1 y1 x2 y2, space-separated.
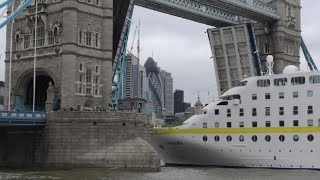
0 111 47 126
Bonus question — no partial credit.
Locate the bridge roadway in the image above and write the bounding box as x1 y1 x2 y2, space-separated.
0 111 46 127
113 0 280 62
135 0 280 27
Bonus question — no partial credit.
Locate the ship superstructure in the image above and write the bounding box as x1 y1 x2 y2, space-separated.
150 59 320 169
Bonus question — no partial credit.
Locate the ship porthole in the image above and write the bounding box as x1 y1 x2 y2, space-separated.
293 134 299 142
239 135 245 142
265 135 271 142
214 135 220 142
252 135 258 142
279 135 285 142
227 135 232 142
307 134 314 142
203 135 208 142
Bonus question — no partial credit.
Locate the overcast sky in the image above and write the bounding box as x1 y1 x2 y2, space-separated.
0 1 318 104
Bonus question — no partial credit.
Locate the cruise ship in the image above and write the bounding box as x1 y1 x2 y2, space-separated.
150 56 320 169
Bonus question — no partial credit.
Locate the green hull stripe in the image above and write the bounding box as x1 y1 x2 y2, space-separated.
151 127 320 135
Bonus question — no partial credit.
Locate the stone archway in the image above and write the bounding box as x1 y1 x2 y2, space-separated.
15 69 57 112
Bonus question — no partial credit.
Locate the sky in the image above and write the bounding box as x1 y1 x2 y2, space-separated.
0 1 318 104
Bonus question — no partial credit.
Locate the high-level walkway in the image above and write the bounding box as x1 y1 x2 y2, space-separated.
0 111 46 127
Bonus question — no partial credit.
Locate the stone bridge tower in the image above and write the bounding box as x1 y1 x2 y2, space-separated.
4 0 113 111
255 0 301 74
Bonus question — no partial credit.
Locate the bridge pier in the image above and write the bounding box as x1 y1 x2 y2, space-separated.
0 112 160 171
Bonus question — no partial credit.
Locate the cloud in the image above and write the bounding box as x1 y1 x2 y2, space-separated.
0 2 317 105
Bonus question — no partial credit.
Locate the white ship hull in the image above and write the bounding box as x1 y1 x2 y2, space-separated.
150 132 320 169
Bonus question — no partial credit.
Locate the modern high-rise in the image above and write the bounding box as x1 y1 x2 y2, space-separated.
144 57 163 118
160 70 174 117
124 54 140 98
174 89 184 114
0 81 4 106
208 24 255 96
139 65 149 99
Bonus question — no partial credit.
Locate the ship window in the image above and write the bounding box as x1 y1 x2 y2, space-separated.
252 121 257 127
214 135 220 142
226 135 232 142
239 122 244 128
203 135 208 142
239 108 244 116
227 122 232 128
257 79 270 87
279 107 284 115
307 134 314 142
239 135 245 142
274 78 287 86
252 135 258 142
293 120 299 126
252 108 257 116
265 135 271 142
307 90 313 97
308 119 313 126
215 122 219 128
279 92 284 99
265 107 270 116
215 109 219 115
293 91 299 98
308 106 313 114
293 135 299 142
279 120 285 127
252 94 257 100
203 123 208 129
279 135 285 142
318 119 320 126
291 76 305 85
265 121 271 127
265 93 271 100
217 101 228 105
293 106 298 115
227 109 231 117
238 81 248 86
309 75 320 84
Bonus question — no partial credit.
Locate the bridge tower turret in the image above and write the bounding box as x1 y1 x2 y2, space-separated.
255 0 301 74
4 0 113 111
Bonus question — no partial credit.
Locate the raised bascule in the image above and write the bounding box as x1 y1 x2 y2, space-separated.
0 0 317 170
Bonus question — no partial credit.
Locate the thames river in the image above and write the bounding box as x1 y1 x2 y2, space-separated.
1 166 320 180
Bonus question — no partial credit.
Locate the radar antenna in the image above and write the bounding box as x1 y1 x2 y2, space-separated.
265 55 274 76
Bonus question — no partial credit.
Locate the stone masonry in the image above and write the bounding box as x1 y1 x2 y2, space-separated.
0 112 161 171
4 0 113 110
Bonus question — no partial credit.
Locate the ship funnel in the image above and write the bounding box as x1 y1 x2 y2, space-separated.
265 55 274 75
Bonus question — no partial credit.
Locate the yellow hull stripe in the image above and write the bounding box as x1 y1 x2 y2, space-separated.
150 127 320 135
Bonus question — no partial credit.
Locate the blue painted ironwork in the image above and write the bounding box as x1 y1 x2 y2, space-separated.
0 111 46 126
301 38 318 71
0 0 14 9
111 0 135 108
0 0 33 29
213 0 279 20
246 22 262 76
136 0 238 27
136 0 279 27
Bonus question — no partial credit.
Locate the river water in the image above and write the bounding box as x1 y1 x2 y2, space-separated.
1 166 320 180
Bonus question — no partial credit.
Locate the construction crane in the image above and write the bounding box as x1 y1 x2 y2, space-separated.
301 38 318 71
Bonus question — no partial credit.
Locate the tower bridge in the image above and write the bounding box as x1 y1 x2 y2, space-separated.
0 0 312 170
0 0 303 122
